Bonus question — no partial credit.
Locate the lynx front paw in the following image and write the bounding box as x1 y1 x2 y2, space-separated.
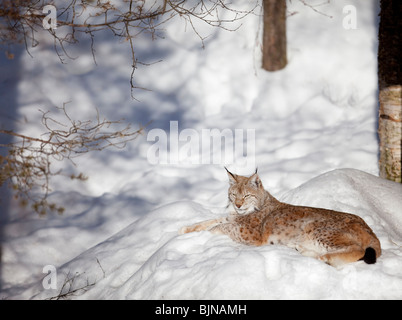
178 226 191 235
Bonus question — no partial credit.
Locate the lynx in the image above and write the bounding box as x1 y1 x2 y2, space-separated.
179 169 381 267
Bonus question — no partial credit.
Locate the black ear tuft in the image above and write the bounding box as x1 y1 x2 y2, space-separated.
225 167 237 184
249 172 262 189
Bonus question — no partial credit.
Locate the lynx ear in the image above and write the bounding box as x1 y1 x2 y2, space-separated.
225 167 237 185
249 172 263 189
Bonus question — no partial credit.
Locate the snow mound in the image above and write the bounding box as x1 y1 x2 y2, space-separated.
27 169 402 300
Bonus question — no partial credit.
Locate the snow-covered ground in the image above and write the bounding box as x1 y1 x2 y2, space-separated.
1 0 402 299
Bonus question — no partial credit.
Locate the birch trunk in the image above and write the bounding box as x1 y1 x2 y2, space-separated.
379 86 402 182
378 0 402 183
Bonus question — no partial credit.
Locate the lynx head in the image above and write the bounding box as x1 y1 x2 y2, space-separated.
225 168 266 215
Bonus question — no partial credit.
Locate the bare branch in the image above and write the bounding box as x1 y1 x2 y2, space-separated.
0 0 259 96
298 0 333 18
0 104 144 215
47 270 96 300
0 1 259 214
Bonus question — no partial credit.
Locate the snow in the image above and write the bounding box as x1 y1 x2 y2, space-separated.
1 0 402 300
15 169 402 300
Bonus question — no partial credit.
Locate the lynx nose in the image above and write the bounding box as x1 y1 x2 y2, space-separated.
235 202 242 208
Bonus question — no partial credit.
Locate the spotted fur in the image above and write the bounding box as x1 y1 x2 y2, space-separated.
179 169 381 267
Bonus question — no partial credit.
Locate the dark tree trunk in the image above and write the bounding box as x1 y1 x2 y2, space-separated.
378 0 402 183
262 0 287 71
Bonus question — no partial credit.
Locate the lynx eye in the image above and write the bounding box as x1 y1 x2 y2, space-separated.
244 194 251 199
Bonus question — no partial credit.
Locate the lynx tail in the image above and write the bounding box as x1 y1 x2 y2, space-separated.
362 247 377 264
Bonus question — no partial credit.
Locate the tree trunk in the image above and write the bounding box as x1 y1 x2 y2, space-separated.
378 0 402 183
262 0 287 71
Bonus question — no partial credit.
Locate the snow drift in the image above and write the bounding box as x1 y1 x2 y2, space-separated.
24 169 402 300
